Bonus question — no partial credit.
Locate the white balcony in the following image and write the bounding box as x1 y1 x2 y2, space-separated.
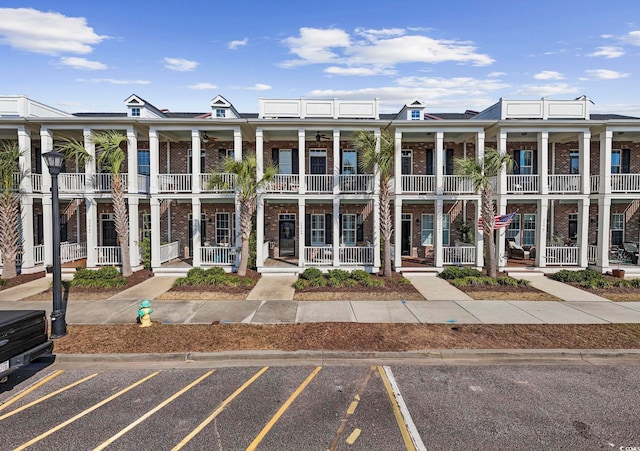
306 175 333 193
548 174 581 193
442 245 476 265
590 175 600 193
339 246 374 265
507 175 539 194
267 174 300 193
159 241 179 263
545 246 579 266
94 173 128 192
158 174 192 193
31 174 43 193
201 246 236 265
401 175 435 193
611 174 640 193
443 175 475 194
339 174 373 193
304 246 333 265
61 242 87 263
95 246 121 265
200 173 236 193
59 173 87 193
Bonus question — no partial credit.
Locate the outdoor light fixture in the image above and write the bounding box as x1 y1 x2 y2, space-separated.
202 132 209 142
44 151 67 339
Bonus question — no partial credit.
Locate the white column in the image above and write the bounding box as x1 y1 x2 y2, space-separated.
128 198 140 268
43 197 52 266
85 197 98 267
233 127 242 162
298 129 306 194
596 197 611 268
372 198 381 270
127 127 138 194
298 199 305 267
435 131 444 194
191 199 201 266
600 129 612 195
497 130 507 195
18 127 32 193
333 129 340 195
332 199 340 266
40 128 53 194
83 128 96 193
578 198 589 267
374 128 381 195
475 131 485 162
538 131 549 195
150 198 161 269
256 195 265 267
256 128 264 179
191 129 201 194
474 200 484 268
394 130 402 193
536 198 549 268
20 198 35 270
496 198 508 268
149 129 159 194
393 198 402 269
434 198 444 267
580 131 591 194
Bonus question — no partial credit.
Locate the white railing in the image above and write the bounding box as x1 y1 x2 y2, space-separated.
611 174 640 192
545 246 579 265
443 175 475 193
200 173 236 192
201 246 236 265
339 246 374 265
31 174 43 192
304 246 333 265
548 174 581 193
159 241 179 263
442 245 476 265
137 175 150 193
33 244 44 264
306 175 333 193
61 242 87 263
95 246 121 265
267 174 299 192
11 173 22 191
590 175 600 193
401 175 435 193
588 245 597 264
506 175 539 193
339 174 373 193
158 174 192 192
94 173 128 192
59 173 86 192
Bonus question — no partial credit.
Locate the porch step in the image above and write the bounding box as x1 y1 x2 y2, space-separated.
258 266 303 275
153 267 190 277
399 267 441 274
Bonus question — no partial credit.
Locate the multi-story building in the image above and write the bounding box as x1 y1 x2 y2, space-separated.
1 94 639 277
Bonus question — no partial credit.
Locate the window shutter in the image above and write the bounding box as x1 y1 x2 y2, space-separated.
532 150 538 174
325 214 332 244
622 149 631 173
272 148 279 167
426 149 434 175
292 148 299 174
305 214 311 246
357 214 364 242
356 150 361 174
513 150 521 175
445 149 454 175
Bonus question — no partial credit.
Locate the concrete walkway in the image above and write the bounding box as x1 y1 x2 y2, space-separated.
0 276 51 301
513 273 613 302
403 273 473 301
246 274 298 301
107 276 178 301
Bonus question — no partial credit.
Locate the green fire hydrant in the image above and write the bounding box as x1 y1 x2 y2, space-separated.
137 299 153 328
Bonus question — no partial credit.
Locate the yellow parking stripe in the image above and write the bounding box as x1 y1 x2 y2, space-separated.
246 366 322 451
0 370 64 411
13 372 159 451
0 373 97 421
172 367 269 451
93 371 213 451
377 366 416 451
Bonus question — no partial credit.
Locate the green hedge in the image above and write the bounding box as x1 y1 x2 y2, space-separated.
70 267 127 288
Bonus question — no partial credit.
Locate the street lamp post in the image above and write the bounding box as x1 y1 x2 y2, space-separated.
44 151 67 339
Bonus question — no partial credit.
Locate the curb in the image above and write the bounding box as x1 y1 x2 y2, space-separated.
51 349 640 364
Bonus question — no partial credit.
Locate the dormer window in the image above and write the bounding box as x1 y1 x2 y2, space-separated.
215 109 226 118
131 107 141 117
411 109 421 120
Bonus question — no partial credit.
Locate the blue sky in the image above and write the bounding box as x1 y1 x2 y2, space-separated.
1 0 640 116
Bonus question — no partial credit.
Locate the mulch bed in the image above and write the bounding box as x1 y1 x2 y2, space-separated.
156 270 260 301
0 272 45 291
53 323 640 354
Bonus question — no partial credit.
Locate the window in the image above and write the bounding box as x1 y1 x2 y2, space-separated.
215 109 226 118
216 213 231 245
519 150 533 174
342 214 356 246
187 148 206 173
279 149 292 174
611 213 624 246
410 109 421 120
311 214 325 245
442 213 450 246
421 214 434 246
138 150 150 175
523 214 536 246
342 149 357 174
569 151 580 174
611 150 621 174
507 213 521 245
218 148 234 165
140 214 151 241
131 107 140 117
60 214 68 243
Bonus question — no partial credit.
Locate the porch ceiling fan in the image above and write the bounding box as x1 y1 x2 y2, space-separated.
315 131 330 142
201 131 217 143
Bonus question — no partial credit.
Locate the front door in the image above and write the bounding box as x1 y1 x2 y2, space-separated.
568 213 578 243
310 156 326 174
101 214 117 246
401 214 411 256
279 214 296 257
188 214 207 257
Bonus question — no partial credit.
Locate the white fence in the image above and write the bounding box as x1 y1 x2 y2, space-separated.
590 175 600 193
95 246 121 265
611 174 640 192
546 246 579 265
32 174 43 192
33 244 44 264
200 173 235 192
306 175 333 192
59 173 87 192
442 245 476 265
201 246 236 265
304 246 333 265
588 245 597 264
159 241 179 263
443 175 475 193
61 242 87 263
158 174 191 192
94 173 127 192
339 246 374 265
506 175 539 193
548 174 581 193
267 174 300 192
339 175 373 193
401 175 435 193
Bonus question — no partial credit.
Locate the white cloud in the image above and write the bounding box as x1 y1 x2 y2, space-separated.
622 30 640 46
586 69 630 79
324 66 397 76
187 83 218 90
60 57 107 70
488 72 506 77
164 57 199 72
280 27 494 69
0 7 107 55
534 71 565 80
78 78 150 85
228 38 248 50
247 83 272 91
588 46 624 58
514 83 581 97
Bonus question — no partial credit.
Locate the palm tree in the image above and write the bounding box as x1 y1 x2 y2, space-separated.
209 154 277 276
455 148 514 278
57 131 132 276
352 129 394 277
0 141 23 279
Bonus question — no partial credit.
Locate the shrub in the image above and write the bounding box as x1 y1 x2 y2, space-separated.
327 277 344 288
551 269 602 283
439 266 483 280
327 269 350 281
71 266 127 288
310 277 327 288
350 269 371 282
628 278 640 288
397 277 412 285
301 267 323 281
496 276 518 286
0 279 6 287
361 277 384 287
292 279 308 290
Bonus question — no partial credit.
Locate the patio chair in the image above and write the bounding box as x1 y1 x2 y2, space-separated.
622 242 639 264
506 238 530 260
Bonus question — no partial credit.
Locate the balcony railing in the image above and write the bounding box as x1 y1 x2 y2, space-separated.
611 174 640 193
95 246 121 265
545 246 579 265
588 245 597 264
61 242 87 263
339 246 374 265
590 175 600 193
201 246 236 265
59 173 87 193
506 175 539 194
158 174 191 192
339 175 373 193
401 175 435 193
32 174 43 192
442 245 476 265
548 174 581 193
306 175 333 193
200 173 236 193
304 246 333 265
33 244 44 265
159 241 179 263
443 175 475 193
267 174 299 193
94 173 128 192
137 174 150 193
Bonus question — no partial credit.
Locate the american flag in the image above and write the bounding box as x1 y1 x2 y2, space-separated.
478 212 516 231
